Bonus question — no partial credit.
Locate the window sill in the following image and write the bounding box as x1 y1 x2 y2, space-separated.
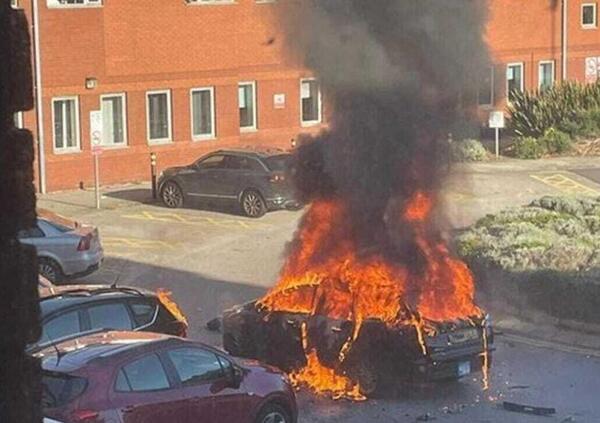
186 0 237 6
240 127 258 133
582 24 598 29
301 120 322 128
99 144 129 150
148 139 173 146
192 135 217 142
47 4 103 9
53 148 81 155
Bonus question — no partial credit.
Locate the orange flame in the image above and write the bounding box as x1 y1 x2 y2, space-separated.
157 289 189 327
260 191 483 398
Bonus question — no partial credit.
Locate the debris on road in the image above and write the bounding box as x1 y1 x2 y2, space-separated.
442 404 465 415
206 317 222 331
416 413 436 421
507 385 530 390
503 401 556 416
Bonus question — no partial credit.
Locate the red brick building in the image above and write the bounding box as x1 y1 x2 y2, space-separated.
11 0 600 192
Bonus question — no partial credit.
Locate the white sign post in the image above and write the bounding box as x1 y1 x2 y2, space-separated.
90 111 103 209
489 111 505 158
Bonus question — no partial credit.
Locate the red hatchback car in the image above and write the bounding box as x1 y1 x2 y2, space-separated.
37 331 297 423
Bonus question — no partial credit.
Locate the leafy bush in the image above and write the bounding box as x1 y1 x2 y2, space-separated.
455 196 600 272
514 136 544 159
508 81 600 138
539 128 572 154
450 139 488 162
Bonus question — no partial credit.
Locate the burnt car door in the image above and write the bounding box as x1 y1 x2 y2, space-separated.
163 346 222 422
110 353 187 423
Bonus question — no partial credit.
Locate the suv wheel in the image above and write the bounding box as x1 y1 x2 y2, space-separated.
39 257 64 284
161 181 184 208
255 403 291 423
241 190 266 218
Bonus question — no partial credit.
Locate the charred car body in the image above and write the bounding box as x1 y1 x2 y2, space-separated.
222 284 493 396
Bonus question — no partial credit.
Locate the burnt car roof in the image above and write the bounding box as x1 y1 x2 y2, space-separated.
39 285 156 318
36 331 179 372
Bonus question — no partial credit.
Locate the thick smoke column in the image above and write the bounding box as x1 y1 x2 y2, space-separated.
282 0 490 277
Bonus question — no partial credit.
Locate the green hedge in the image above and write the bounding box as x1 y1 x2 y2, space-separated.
450 139 488 162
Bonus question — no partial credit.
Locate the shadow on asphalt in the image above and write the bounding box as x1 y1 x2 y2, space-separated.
104 188 250 218
69 256 268 345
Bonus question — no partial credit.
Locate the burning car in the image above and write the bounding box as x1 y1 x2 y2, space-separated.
222 284 492 398
222 195 493 399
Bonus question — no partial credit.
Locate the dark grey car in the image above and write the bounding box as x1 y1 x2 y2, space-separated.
157 149 300 217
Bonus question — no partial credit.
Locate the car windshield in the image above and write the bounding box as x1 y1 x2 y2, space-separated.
264 154 291 172
41 372 87 409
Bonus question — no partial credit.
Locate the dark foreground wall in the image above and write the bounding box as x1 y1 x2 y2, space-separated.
0 1 42 422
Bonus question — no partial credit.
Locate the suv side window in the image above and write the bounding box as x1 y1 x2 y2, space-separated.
17 225 45 239
41 310 81 343
196 154 225 170
116 354 171 392
127 299 157 327
86 302 133 331
166 347 223 386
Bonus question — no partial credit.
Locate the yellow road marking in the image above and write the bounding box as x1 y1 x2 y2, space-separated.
530 173 600 196
102 237 177 250
122 210 272 229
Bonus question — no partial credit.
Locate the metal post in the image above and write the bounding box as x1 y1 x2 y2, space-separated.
94 153 100 209
32 0 47 193
495 128 500 158
562 0 568 80
150 152 157 199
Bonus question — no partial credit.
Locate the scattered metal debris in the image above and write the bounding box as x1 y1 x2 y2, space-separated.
503 401 556 416
416 413 436 421
442 404 465 415
507 385 530 390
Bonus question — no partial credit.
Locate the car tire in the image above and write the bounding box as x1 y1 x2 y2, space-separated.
241 189 267 218
255 403 292 423
39 257 64 284
161 181 184 208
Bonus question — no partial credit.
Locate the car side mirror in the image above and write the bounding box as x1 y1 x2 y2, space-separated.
228 365 243 389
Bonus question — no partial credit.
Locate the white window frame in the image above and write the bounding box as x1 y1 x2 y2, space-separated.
100 93 128 148
146 89 172 144
51 96 81 154
300 78 323 126
14 112 24 128
47 0 103 8
582 3 598 28
506 62 524 101
11 0 20 9
538 60 555 90
238 81 257 133
190 87 216 141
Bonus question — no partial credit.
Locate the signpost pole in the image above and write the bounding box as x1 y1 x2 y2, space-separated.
94 153 100 209
495 128 500 158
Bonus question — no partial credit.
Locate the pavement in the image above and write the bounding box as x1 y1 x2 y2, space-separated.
37 156 600 422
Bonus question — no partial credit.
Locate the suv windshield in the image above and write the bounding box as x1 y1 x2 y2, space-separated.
264 154 291 172
42 372 87 408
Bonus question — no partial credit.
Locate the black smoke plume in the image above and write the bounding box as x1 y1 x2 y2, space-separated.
281 0 490 267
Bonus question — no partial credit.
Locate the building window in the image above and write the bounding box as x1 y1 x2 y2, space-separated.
238 82 257 131
477 67 494 106
190 87 215 140
11 0 19 8
13 112 23 128
582 3 598 28
300 79 322 125
101 94 127 147
146 90 172 143
47 0 102 7
538 61 555 91
506 63 524 102
52 97 80 153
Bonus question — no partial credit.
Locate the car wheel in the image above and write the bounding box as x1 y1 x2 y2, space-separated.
39 257 64 284
255 403 291 423
241 190 266 218
354 360 379 397
161 181 184 208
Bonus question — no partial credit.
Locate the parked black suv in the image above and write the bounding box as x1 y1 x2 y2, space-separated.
158 149 300 217
29 284 188 352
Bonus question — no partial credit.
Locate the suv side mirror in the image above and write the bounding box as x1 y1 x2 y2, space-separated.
228 365 243 389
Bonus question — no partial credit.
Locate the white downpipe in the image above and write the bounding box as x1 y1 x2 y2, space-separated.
562 0 568 81
32 0 46 193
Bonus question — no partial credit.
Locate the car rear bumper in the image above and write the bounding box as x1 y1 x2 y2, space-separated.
413 347 492 381
62 247 104 276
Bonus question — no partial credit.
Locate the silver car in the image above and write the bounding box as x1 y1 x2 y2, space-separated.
19 211 103 283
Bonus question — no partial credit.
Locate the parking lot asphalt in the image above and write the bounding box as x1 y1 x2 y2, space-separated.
36 156 600 422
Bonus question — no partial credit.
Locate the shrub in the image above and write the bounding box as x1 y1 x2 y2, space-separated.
508 81 600 139
514 136 544 159
450 139 488 162
539 128 572 154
